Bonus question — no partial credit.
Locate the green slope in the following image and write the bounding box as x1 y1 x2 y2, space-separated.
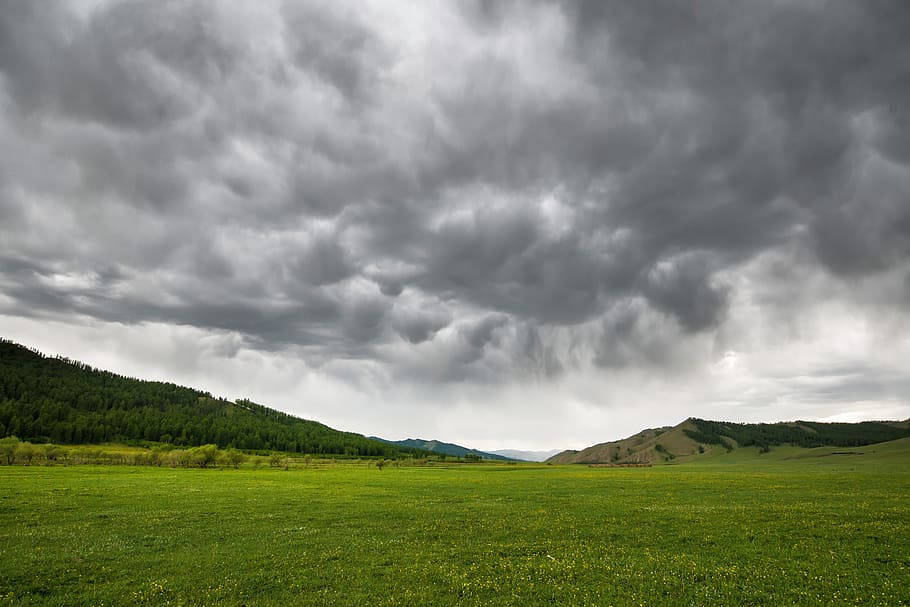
548 417 910 465
683 435 910 466
370 437 514 461
683 417 910 449
0 338 426 458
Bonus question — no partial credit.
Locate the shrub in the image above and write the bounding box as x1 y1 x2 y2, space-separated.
43 444 65 465
190 445 218 468
0 436 20 465
220 448 246 469
16 442 38 465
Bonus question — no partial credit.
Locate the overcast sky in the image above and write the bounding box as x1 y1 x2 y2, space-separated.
2 1 909 451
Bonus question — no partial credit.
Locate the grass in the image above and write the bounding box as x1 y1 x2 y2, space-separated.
1 448 908 606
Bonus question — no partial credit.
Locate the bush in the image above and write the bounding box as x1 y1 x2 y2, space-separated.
219 448 247 469
15 442 38 465
168 449 194 468
190 445 218 468
0 436 20 464
43 444 65 465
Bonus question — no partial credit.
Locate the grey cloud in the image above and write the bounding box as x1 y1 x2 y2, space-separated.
513 323 564 379
592 300 687 370
642 253 729 333
288 235 354 287
1 0 909 392
749 362 910 409
340 292 390 345
391 304 451 345
557 1 909 269
811 154 910 276
378 281 404 297
0 1 234 130
461 314 508 350
283 1 390 105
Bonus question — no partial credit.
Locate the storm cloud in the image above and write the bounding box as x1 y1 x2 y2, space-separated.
1 0 908 447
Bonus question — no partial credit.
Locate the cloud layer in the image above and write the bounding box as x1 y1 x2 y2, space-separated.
1 0 909 447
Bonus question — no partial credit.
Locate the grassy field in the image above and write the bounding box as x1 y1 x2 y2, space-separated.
1 445 909 606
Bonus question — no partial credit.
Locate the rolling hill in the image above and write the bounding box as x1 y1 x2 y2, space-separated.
547 417 910 465
0 338 427 458
369 437 514 461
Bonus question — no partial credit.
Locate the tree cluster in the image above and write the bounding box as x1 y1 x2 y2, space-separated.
0 340 426 459
684 418 910 451
0 436 249 468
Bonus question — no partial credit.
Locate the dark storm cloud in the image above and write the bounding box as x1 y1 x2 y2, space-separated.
0 1 234 131
641 253 729 333
282 2 390 106
462 315 508 350
561 0 910 277
391 302 452 345
1 0 909 386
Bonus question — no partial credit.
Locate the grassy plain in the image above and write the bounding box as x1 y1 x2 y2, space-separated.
1 444 909 606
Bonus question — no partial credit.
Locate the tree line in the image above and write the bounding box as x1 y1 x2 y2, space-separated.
0 435 485 470
0 436 248 468
683 418 910 450
0 339 426 459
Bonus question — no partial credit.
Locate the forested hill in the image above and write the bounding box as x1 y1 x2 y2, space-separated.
369 437 514 461
0 339 426 458
683 418 910 450
548 417 910 465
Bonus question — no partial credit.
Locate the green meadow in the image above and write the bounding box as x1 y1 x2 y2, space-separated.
1 444 909 606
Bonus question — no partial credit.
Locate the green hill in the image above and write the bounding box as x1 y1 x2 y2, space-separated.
684 435 910 467
369 437 514 461
547 417 910 465
0 339 426 458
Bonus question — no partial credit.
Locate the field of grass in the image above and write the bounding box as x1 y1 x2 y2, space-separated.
1 448 909 606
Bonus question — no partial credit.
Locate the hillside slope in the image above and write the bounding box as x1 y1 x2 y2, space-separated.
547 420 702 465
370 437 513 461
0 339 426 458
548 417 910 465
682 435 910 467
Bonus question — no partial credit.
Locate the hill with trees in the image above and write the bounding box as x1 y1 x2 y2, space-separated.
0 339 426 458
548 417 910 465
369 437 514 461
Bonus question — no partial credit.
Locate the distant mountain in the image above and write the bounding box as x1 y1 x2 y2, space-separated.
0 338 428 458
487 448 563 462
369 437 514 461
547 417 910 465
